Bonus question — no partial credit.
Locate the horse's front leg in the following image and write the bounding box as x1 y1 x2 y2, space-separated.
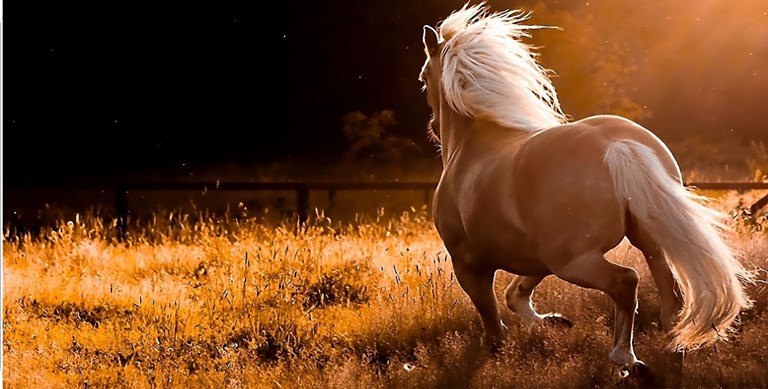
452 258 507 349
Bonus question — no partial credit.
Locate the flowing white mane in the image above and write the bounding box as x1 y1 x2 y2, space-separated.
438 3 567 131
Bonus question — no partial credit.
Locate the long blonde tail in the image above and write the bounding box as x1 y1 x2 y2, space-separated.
603 139 752 349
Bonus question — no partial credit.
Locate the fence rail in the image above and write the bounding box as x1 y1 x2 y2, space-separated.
115 181 768 239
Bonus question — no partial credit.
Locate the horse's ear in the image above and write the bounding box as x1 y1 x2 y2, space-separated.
422 25 439 55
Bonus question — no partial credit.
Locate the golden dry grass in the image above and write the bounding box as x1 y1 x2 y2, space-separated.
3 192 768 388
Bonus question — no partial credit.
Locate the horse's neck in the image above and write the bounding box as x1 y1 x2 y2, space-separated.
439 111 470 166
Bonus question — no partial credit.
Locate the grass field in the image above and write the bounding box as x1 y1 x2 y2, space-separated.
3 192 768 388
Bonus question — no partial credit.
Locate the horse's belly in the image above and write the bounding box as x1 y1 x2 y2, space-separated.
467 225 551 276
496 254 551 276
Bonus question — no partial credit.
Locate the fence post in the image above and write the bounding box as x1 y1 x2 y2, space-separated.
297 184 309 224
115 184 128 241
328 188 337 211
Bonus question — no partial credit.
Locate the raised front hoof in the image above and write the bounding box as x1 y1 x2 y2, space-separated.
540 313 573 329
617 361 655 388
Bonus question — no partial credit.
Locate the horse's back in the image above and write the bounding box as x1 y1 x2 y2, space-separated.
557 115 680 179
513 115 680 257
516 115 680 194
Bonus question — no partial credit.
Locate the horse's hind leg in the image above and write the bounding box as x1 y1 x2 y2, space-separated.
627 221 684 387
505 275 572 328
453 262 506 348
626 221 683 332
550 252 644 371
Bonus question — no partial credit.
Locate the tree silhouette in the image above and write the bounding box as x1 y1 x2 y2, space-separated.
341 110 420 162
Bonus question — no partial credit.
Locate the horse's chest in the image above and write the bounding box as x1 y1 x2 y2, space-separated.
435 186 536 260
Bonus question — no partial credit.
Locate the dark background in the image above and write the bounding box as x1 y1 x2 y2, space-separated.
5 1 768 189
4 1 468 187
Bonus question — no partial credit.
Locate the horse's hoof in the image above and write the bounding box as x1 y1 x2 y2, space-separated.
618 361 655 387
481 332 508 354
541 313 573 329
481 336 505 353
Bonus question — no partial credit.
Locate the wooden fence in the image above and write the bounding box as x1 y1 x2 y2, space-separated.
115 181 768 238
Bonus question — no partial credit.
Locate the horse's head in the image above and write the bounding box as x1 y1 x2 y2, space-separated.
419 24 443 144
420 4 567 145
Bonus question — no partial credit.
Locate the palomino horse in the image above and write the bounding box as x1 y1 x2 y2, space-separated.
419 3 752 375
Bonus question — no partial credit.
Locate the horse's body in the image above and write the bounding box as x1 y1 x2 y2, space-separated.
420 4 752 373
435 114 675 276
